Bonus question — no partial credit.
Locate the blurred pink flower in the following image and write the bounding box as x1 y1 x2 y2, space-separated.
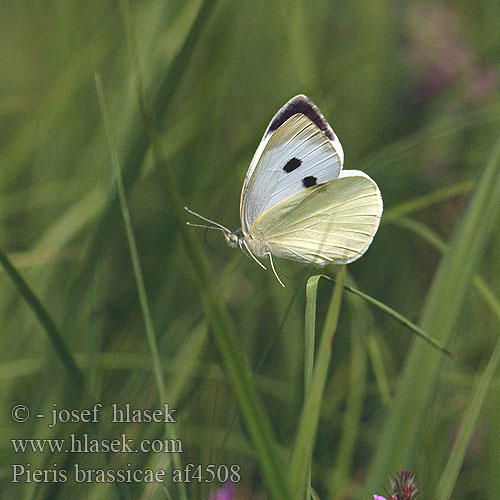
405 3 498 102
209 482 236 500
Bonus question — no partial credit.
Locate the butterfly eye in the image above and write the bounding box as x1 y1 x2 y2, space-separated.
230 234 238 243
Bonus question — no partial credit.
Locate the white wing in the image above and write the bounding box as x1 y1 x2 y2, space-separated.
248 171 383 265
240 95 344 234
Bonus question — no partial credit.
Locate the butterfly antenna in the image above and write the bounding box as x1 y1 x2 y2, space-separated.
184 206 231 234
267 253 285 287
185 222 227 232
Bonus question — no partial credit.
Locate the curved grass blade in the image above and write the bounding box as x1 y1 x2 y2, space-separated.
337 282 472 371
0 247 85 389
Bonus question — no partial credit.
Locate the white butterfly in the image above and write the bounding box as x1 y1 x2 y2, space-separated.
186 95 383 287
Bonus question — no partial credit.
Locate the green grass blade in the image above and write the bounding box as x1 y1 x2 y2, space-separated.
303 275 320 500
366 330 392 407
388 216 446 251
363 130 500 494
290 266 346 499
384 180 474 219
436 326 500 499
0 247 85 388
304 275 319 392
330 290 368 498
339 282 472 370
95 73 167 402
95 73 183 500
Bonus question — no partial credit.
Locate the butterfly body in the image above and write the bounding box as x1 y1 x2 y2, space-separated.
187 95 383 286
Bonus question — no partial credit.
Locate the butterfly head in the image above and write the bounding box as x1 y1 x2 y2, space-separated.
224 228 242 248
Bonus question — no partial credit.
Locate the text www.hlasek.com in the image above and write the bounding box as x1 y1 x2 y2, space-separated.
11 433 182 454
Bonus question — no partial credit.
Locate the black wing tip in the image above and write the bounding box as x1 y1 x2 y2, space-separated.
267 94 336 141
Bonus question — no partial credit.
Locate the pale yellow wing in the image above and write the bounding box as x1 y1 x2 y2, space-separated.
249 170 382 265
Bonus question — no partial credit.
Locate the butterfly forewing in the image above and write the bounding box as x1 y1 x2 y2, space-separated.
249 171 382 265
240 96 344 234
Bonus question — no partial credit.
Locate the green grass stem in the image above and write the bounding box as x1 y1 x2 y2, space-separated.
290 266 346 499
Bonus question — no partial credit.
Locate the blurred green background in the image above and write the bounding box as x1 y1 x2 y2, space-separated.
1 0 500 499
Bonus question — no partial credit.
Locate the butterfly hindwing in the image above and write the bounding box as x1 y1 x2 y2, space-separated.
240 95 344 234
249 171 383 265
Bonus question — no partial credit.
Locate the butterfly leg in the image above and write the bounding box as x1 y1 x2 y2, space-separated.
267 253 285 288
240 240 267 270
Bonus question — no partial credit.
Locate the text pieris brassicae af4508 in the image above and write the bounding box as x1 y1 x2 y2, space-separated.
186 95 383 287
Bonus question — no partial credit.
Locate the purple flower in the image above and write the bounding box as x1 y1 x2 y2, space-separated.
209 482 235 500
373 470 418 500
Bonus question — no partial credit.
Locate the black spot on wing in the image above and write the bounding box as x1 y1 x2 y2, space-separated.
268 95 336 141
302 176 317 188
283 157 302 173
